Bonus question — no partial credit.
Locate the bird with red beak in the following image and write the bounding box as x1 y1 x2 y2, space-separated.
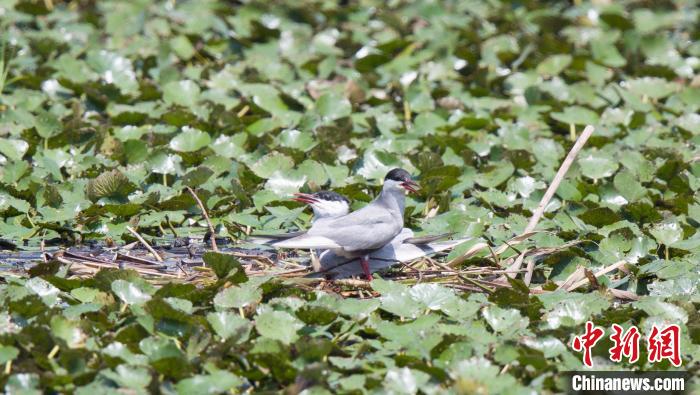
274 168 419 280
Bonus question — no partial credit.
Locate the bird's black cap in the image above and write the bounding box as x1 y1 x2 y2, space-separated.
313 190 349 203
384 168 412 182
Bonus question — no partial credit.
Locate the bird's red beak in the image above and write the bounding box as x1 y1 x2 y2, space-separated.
291 192 318 204
400 180 420 193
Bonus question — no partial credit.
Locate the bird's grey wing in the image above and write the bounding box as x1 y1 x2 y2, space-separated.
247 230 307 244
403 232 454 245
394 237 473 262
308 208 401 252
314 201 396 227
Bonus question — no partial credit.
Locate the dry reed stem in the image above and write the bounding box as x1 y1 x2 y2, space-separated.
125 226 163 262
187 187 219 252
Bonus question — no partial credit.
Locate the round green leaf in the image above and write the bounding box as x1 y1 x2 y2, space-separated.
169 127 211 152
111 280 152 305
0 138 29 160
163 80 201 108
579 153 619 180
206 311 252 342
176 371 241 395
255 309 303 344
34 109 62 138
551 106 599 125
475 161 515 188
250 152 294 179
213 284 262 309
0 345 19 364
650 221 683 246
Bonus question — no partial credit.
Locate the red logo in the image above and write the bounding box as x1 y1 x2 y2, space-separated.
571 321 605 367
648 324 681 367
572 322 682 367
609 324 640 363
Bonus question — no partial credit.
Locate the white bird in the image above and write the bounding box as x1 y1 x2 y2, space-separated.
289 191 350 224
274 168 419 280
246 191 350 244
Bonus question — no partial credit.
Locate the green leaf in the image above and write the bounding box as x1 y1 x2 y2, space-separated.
579 152 619 180
634 298 688 323
71 288 100 306
539 291 610 329
206 311 252 342
176 370 241 395
5 373 40 394
482 306 528 336
536 54 572 76
613 169 646 202
111 280 152 305
149 152 183 175
0 192 31 213
255 309 303 344
626 77 677 100
34 109 62 138
384 367 430 395
316 92 352 121
170 36 196 60
202 252 247 282
278 129 317 151
213 283 262 309
250 152 295 179
591 40 626 67
0 345 19 364
182 166 214 187
0 138 29 160
50 316 85 348
475 161 514 188
676 113 700 134
163 80 201 108
650 221 683 246
169 127 211 152
101 365 152 389
248 85 289 116
210 134 247 158
551 106 599 125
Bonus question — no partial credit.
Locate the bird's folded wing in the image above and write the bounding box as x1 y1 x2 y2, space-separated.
307 209 400 251
273 234 341 249
403 232 454 245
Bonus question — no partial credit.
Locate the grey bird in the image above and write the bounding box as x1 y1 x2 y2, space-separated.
250 187 465 278
273 168 419 280
292 191 451 244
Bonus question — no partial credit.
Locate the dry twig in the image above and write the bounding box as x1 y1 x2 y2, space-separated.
433 260 494 293
493 125 595 283
524 125 595 234
187 187 219 252
125 226 163 262
567 260 629 292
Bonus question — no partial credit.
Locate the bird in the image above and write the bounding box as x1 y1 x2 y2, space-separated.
246 190 350 244
288 192 460 278
248 186 465 278
289 191 350 224
273 168 419 280
290 190 451 245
